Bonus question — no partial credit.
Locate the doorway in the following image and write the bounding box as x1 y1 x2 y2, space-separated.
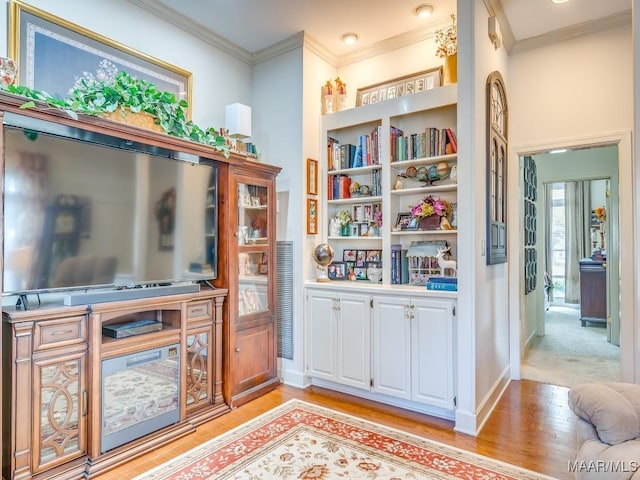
517 145 621 387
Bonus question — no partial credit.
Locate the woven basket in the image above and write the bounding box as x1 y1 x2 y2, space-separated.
102 108 163 133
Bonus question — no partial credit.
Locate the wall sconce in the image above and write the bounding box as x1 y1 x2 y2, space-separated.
488 16 502 49
225 103 252 139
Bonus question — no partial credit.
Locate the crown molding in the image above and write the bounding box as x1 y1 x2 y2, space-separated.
252 31 307 65
127 0 254 64
510 9 631 55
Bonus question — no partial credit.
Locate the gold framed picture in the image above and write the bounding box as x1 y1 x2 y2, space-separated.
307 158 318 196
356 67 443 107
307 198 318 234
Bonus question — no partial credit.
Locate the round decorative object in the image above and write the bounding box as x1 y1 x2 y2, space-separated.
359 184 371 196
405 166 417 177
393 175 404 190
416 166 429 183
350 181 361 196
427 165 440 181
436 161 450 178
312 243 335 282
0 57 18 87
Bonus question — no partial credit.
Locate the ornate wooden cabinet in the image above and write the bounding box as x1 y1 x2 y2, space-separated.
217 162 282 406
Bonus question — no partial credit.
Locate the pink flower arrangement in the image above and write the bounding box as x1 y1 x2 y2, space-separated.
410 195 452 219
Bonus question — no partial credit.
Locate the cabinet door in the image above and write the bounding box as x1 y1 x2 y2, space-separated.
232 323 276 394
306 290 338 381
411 298 454 409
185 324 213 412
336 293 370 390
32 350 87 473
372 296 411 399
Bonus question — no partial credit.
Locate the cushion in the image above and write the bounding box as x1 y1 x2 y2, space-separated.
568 383 640 445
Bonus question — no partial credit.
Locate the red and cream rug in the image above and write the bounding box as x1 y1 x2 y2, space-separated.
134 399 554 480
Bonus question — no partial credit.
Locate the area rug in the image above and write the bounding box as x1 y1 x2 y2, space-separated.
134 399 554 480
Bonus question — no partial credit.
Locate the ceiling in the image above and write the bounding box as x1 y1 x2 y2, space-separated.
130 0 631 64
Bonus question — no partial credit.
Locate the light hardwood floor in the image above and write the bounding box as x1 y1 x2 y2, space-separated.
96 380 576 480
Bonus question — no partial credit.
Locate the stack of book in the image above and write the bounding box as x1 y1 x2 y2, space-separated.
390 244 409 284
425 275 457 291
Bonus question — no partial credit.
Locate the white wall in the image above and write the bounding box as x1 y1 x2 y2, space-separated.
508 24 633 381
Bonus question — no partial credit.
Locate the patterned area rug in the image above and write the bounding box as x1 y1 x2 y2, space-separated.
134 400 555 480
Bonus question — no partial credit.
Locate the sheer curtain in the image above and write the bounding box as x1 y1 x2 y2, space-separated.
544 184 554 302
564 181 591 303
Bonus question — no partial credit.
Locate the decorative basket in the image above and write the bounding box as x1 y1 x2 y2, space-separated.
102 108 163 133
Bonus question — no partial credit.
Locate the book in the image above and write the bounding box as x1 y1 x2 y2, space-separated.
427 275 457 284
445 128 457 153
390 244 402 284
426 282 458 291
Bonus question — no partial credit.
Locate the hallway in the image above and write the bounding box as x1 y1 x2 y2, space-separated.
521 305 620 387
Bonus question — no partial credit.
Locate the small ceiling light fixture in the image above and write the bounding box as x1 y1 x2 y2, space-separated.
552 0 569 3
550 148 568 154
341 33 359 45
413 3 434 18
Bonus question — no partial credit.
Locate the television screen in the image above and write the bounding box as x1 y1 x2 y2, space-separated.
2 112 218 296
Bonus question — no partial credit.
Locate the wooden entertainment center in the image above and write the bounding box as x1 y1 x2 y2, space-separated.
0 92 281 479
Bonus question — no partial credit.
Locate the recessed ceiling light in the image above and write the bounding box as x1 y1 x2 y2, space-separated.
413 4 434 18
341 33 358 45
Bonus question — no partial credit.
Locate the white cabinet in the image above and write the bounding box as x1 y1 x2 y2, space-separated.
371 296 411 399
372 295 455 410
306 289 371 390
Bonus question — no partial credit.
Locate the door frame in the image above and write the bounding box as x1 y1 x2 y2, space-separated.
508 132 634 382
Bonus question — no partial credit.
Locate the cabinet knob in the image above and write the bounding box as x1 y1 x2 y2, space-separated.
235 347 241 352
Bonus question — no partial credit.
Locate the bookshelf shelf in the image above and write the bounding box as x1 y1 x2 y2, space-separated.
390 185 457 196
328 196 383 205
390 230 457 236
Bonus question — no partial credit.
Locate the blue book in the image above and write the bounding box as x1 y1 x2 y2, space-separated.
426 282 458 291
428 275 457 284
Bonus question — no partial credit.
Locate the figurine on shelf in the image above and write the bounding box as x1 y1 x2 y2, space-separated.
435 247 457 276
329 218 341 237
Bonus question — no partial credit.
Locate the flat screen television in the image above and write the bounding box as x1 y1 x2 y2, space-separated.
2 112 219 299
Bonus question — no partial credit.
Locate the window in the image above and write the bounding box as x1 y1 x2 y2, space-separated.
486 71 508 264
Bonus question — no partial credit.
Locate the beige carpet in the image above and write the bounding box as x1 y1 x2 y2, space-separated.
521 305 620 388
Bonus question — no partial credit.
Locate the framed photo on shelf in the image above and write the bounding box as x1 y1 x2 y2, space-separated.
356 67 443 107
355 250 367 267
366 250 382 263
343 250 357 262
9 1 192 113
307 198 318 234
354 267 368 280
328 262 347 280
395 212 418 231
307 158 318 195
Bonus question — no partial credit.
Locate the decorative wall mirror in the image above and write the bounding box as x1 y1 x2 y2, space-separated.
486 71 508 264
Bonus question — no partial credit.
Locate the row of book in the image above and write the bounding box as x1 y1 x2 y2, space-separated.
327 169 382 200
327 126 383 170
390 126 457 163
425 275 458 291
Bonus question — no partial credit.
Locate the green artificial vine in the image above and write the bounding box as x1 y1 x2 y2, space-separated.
0 71 230 157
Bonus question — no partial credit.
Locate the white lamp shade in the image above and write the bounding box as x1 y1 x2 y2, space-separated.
225 103 251 138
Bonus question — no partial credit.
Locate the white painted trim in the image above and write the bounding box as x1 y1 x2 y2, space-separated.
475 366 511 434
509 131 634 384
280 369 311 389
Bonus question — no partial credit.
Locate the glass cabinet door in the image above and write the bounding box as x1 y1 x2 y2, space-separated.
237 182 271 317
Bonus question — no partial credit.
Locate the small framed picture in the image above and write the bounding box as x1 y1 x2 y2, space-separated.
328 262 347 280
363 204 373 221
415 78 425 92
343 250 357 262
366 250 382 263
355 250 367 267
350 225 359 236
251 197 261 207
353 205 363 222
395 212 417 231
307 158 318 196
307 198 318 234
359 223 369 236
405 81 415 94
354 267 368 280
387 86 396 99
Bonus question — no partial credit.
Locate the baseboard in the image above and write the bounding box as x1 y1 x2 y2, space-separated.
280 368 310 389
475 365 512 435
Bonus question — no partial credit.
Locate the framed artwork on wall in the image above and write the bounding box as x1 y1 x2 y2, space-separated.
307 198 318 234
307 158 318 196
8 0 192 113
356 67 443 107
